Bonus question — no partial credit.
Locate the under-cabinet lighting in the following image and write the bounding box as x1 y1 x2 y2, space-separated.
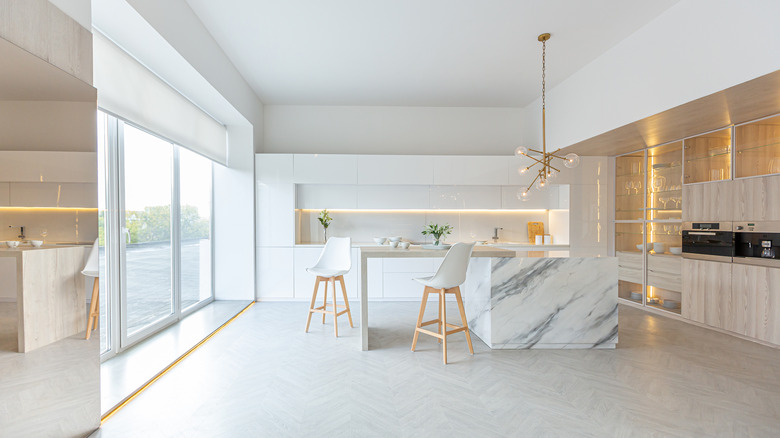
0 207 98 212
296 209 550 213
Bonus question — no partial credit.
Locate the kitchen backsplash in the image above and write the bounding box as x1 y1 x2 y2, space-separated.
0 209 98 244
296 210 566 245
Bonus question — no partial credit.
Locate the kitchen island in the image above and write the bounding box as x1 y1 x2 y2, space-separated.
358 246 618 350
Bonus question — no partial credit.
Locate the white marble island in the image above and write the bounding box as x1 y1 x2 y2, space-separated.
464 254 618 349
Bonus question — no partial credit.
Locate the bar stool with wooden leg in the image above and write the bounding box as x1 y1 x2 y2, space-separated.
411 242 475 364
83 239 100 340
304 237 354 337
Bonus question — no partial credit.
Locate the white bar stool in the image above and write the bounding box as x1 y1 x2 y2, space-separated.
411 242 475 364
304 237 354 337
83 239 100 340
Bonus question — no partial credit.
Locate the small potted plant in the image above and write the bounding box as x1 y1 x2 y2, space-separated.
422 223 453 246
318 209 332 242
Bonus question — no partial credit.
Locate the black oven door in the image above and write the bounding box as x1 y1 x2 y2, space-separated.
682 230 734 258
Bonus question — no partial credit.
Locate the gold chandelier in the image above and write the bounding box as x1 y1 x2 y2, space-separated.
516 33 579 200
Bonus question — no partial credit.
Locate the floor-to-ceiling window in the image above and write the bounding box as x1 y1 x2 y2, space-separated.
98 111 215 359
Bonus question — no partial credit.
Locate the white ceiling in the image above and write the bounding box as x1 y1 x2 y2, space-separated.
186 0 678 107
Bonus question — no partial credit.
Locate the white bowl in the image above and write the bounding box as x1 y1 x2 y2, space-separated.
635 243 650 251
388 236 402 243
5 241 19 248
30 240 43 248
653 242 666 254
669 247 682 255
399 241 410 249
373 237 387 245
389 241 400 248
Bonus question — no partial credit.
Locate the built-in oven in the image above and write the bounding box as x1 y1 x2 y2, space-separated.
733 221 780 268
682 221 734 262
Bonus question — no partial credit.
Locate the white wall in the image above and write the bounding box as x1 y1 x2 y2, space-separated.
523 0 780 150
264 106 525 155
213 124 255 300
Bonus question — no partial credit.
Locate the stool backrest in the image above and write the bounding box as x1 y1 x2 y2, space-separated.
82 239 99 278
430 242 475 289
312 237 352 272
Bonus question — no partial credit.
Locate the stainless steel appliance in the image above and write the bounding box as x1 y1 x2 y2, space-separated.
734 221 780 267
682 221 734 262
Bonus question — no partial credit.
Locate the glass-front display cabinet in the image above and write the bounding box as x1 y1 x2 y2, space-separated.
683 127 732 184
645 221 682 314
615 151 645 221
615 222 644 302
735 113 780 178
647 141 682 221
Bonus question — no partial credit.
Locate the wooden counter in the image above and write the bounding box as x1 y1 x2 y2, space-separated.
0 245 89 352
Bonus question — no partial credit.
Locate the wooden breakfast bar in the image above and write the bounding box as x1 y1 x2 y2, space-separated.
0 245 89 352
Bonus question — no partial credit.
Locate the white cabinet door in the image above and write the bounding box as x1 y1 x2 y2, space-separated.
293 154 357 184
366 258 383 299
429 186 501 209
9 182 96 207
500 185 558 209
357 185 429 209
0 151 97 183
434 156 509 186
256 183 295 247
383 273 432 299
357 155 434 185
256 247 294 299
0 183 9 206
296 184 358 209
256 154 293 184
383 257 435 273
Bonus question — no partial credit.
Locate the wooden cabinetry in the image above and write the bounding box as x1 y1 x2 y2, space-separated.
681 258 731 325
732 174 780 221
734 114 780 178
683 127 732 184
730 264 780 344
682 180 733 221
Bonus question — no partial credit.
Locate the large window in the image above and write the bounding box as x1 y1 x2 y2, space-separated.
98 111 215 358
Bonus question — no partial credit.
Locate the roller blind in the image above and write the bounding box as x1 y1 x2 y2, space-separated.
93 32 227 164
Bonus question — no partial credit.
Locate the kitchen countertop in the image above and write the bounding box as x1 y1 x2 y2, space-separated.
359 245 515 258
0 244 87 255
294 242 570 250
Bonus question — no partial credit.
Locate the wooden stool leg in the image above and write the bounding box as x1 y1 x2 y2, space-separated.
321 278 329 324
411 286 431 351
440 289 448 364
85 277 99 340
338 276 354 328
331 278 339 337
305 277 321 332
437 291 443 344
454 287 474 355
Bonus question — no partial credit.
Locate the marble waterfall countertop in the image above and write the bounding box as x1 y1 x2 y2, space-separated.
464 255 618 349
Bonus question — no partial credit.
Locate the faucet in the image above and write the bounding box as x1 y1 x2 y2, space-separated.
492 227 503 243
9 226 25 240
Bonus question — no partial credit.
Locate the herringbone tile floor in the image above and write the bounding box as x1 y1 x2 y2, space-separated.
95 302 780 437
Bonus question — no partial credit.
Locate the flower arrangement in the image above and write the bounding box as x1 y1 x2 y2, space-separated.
421 223 453 246
318 210 332 241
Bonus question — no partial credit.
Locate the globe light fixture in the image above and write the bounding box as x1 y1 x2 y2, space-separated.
516 33 579 198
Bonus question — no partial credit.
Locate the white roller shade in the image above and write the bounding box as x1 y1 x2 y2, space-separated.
93 32 227 164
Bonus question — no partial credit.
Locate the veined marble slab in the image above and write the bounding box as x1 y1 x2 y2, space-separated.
465 256 618 349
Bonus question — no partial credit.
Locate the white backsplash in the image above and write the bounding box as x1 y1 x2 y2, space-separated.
296 210 554 244
0 209 98 244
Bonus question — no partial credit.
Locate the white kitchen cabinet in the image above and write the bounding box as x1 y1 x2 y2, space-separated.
293 154 358 184
367 258 383 299
430 186 501 209
256 154 293 184
383 272 433 299
9 182 96 207
256 247 294 299
0 151 97 183
434 156 509 186
500 185 559 209
356 185 429 209
0 183 9 206
383 257 435 273
296 184 358 209
357 155 434 185
256 183 295 247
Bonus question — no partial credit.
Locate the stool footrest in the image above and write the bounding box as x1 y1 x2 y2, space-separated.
415 327 444 339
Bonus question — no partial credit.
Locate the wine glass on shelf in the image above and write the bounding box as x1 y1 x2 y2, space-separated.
624 181 632 195
658 197 667 210
634 181 642 195
40 229 48 244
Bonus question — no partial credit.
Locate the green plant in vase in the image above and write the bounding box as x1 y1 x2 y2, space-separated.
422 223 453 246
318 209 332 242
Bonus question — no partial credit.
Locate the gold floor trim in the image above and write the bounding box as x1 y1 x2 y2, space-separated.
100 301 256 423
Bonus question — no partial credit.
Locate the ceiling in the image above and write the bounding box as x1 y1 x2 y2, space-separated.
186 0 678 107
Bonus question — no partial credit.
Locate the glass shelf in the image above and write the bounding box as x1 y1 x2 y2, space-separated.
735 114 780 178
684 150 731 162
683 127 732 183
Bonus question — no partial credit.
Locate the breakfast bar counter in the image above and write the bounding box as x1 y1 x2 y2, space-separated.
0 245 89 352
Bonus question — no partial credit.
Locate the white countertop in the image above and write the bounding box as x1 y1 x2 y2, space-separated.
0 244 87 256
359 245 515 258
295 242 570 250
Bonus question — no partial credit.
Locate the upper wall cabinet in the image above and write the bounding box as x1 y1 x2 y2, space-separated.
500 185 560 210
615 151 645 221
0 151 97 183
734 114 780 178
293 154 357 184
433 156 508 185
683 127 732 184
256 154 293 184
682 180 733 221
430 186 501 209
357 156 434 185
732 174 780 221
296 184 357 209
356 185 429 209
